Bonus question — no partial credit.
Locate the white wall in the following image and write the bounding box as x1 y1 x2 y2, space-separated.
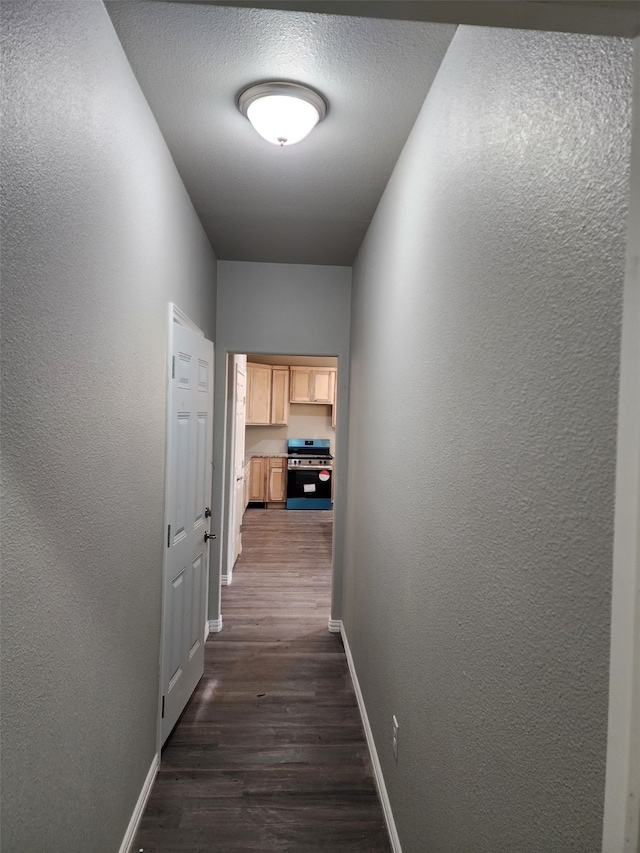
0 3 216 850
212 261 350 621
343 26 633 852
246 403 335 456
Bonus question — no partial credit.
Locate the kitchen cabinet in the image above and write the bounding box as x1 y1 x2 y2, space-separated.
246 363 289 425
247 456 287 506
270 368 290 425
267 457 287 503
248 457 266 502
289 367 336 405
246 363 272 425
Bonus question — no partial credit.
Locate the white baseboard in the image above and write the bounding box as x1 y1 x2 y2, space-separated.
339 622 403 853
328 617 341 633
208 616 223 633
221 573 232 585
119 752 158 853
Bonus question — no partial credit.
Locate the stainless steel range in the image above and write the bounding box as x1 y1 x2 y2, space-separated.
287 439 333 510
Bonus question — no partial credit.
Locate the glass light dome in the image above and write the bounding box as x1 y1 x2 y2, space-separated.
238 82 328 147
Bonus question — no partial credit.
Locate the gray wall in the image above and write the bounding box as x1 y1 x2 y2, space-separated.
602 35 640 853
0 3 216 851
343 27 633 852
211 261 350 621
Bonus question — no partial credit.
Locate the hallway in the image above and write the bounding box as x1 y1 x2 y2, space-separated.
134 509 391 852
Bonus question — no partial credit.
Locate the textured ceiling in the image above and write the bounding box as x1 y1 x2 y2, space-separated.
106 0 639 266
106 2 456 264
208 1 640 38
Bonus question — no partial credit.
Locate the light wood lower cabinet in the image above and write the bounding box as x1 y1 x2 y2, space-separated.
267 457 286 503
247 456 287 506
248 457 266 502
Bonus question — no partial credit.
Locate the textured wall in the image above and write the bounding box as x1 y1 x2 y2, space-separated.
343 27 633 852
246 404 335 456
212 262 350 620
0 2 216 850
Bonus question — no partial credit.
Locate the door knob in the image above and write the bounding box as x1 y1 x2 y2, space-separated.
205 507 212 518
204 532 217 542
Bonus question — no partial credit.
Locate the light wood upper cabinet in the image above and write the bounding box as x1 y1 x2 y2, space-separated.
289 367 313 403
247 363 290 426
270 368 290 425
246 363 272 425
313 369 335 404
289 367 336 405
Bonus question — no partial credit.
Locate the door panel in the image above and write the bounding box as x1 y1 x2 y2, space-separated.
177 353 191 389
267 466 286 502
271 368 289 424
173 413 190 543
189 551 204 657
313 371 331 402
193 414 207 528
197 358 209 392
290 367 312 402
162 321 214 744
246 363 271 424
168 569 185 686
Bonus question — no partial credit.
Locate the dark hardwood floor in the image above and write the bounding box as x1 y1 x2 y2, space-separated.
134 508 392 852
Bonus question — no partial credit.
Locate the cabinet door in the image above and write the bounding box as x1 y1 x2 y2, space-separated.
271 368 290 425
289 367 313 403
267 459 287 502
248 457 266 502
311 369 336 404
246 363 272 425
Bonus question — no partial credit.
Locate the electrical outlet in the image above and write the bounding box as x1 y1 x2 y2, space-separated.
392 715 399 762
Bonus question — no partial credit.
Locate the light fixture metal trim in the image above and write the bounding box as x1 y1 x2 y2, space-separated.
237 81 328 122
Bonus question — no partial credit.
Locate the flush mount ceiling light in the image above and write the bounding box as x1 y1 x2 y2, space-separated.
237 81 328 147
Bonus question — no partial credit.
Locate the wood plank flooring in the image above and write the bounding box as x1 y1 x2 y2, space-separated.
134 509 392 853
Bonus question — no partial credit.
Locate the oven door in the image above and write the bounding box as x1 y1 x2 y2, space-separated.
286 466 332 510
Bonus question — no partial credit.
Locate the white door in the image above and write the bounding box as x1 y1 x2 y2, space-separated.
161 321 214 744
232 362 246 565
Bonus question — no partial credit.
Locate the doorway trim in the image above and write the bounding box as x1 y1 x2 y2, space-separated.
602 37 640 853
219 350 342 631
172 303 204 336
222 353 246 586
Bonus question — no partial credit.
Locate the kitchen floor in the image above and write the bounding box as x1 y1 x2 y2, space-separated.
134 508 392 852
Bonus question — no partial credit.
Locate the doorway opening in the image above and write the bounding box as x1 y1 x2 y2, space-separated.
221 352 338 617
